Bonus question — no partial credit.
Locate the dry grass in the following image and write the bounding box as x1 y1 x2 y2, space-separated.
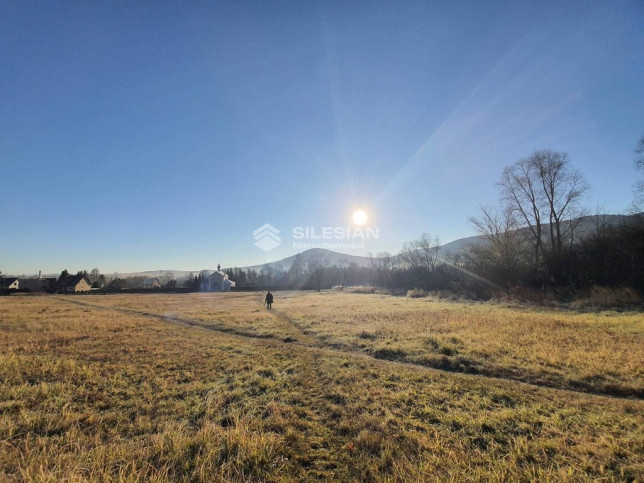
279 291 644 397
0 293 642 481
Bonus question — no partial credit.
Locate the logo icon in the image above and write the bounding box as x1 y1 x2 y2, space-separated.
253 223 281 251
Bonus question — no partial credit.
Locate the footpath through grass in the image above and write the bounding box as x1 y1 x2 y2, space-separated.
0 294 642 481
76 291 644 397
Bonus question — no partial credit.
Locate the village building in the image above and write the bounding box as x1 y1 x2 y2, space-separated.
1 278 20 290
201 270 235 292
19 277 56 293
143 278 161 289
58 274 92 293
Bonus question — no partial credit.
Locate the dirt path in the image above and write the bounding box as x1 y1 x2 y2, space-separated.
54 296 641 401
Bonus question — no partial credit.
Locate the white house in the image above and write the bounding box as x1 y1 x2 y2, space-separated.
201 270 235 292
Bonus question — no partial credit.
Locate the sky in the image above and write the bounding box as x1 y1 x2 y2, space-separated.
1 0 643 275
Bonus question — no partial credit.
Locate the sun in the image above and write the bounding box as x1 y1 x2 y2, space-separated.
352 209 368 226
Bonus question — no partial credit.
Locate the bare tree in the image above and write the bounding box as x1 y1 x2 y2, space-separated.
399 233 441 272
499 156 544 266
368 252 394 272
533 151 588 252
470 206 524 263
337 258 348 291
307 254 328 291
499 150 588 269
468 206 529 288
368 252 396 290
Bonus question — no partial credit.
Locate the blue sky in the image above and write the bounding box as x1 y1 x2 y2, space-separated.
1 1 643 275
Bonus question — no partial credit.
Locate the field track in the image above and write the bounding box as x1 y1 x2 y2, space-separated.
54 295 641 401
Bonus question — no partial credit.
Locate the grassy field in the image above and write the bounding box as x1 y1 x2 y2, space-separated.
0 292 642 481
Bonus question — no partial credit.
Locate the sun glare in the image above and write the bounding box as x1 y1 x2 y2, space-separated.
352 209 368 225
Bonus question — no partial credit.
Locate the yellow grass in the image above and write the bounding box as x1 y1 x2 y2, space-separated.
0 292 642 481
279 292 644 396
72 291 643 396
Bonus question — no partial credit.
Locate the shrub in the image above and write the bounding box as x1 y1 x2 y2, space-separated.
350 286 376 294
508 286 549 304
406 288 428 298
572 286 642 309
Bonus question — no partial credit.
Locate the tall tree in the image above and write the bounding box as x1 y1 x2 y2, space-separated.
499 150 588 273
307 254 328 291
89 268 101 283
499 156 544 266
534 151 587 252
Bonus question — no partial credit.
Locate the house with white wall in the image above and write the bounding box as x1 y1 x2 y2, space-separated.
201 270 235 292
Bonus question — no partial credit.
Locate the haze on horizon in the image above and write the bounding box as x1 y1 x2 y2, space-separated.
1 1 643 275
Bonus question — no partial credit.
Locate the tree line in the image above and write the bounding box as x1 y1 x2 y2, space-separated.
455 142 644 298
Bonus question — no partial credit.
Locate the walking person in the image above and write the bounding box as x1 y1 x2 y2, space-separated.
265 291 274 310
